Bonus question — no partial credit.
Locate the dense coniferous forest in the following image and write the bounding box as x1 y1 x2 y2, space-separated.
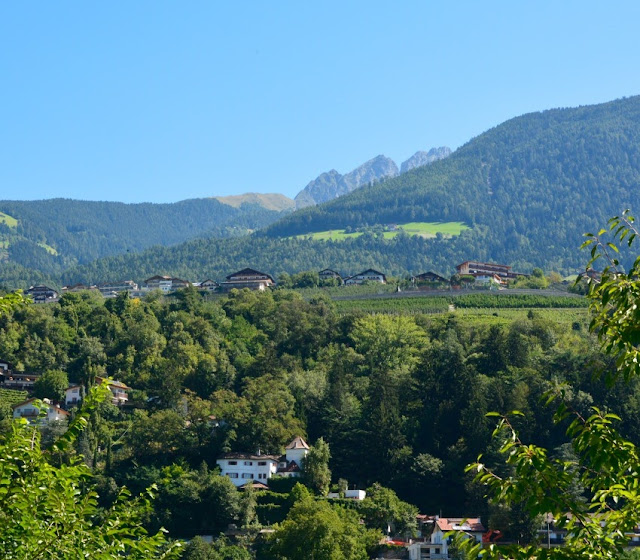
0 198 288 277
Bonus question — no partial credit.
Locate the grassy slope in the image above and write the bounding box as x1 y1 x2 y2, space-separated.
295 221 469 241
0 212 17 228
212 193 296 212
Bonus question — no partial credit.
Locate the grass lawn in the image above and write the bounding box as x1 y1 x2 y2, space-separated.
295 221 469 241
0 212 18 228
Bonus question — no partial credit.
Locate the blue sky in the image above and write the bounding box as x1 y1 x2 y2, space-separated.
1 1 640 203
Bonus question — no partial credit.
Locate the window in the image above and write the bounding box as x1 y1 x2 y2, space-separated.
244 461 253 466
258 461 266 466
435 548 440 555
228 461 237 465
242 473 254 479
227 473 238 478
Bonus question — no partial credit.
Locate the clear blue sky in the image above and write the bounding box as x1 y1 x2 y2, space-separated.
1 1 640 203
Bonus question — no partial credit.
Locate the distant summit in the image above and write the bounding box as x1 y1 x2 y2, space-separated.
295 155 399 209
294 148 450 208
400 147 451 174
212 193 295 212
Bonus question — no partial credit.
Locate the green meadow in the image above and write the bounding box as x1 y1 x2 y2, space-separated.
295 221 469 241
0 212 18 228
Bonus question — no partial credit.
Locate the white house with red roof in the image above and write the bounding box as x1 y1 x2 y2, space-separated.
408 516 485 559
12 398 70 423
216 436 310 487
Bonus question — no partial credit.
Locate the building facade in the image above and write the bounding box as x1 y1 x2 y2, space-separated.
219 268 275 292
344 269 387 285
216 436 310 487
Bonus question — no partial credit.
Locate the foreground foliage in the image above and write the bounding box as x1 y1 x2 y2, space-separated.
0 386 180 559
456 213 640 558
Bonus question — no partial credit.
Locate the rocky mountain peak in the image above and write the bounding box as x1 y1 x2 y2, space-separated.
400 147 452 174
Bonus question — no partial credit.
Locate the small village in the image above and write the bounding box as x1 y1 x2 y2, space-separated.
22 260 531 304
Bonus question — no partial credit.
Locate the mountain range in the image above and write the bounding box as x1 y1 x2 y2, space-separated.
3 95 640 289
294 147 451 208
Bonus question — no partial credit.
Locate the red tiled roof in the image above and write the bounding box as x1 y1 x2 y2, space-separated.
436 517 485 533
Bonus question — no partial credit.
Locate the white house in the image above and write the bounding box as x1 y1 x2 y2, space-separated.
344 269 387 285
219 268 275 292
216 453 280 487
277 436 309 478
408 516 485 560
64 385 84 408
198 279 219 291
217 436 310 487
96 377 130 406
12 398 70 423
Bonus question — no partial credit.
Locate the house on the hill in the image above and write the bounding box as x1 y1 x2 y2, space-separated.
197 279 219 291
97 280 138 297
455 261 523 280
12 398 70 423
0 371 39 390
219 268 275 292
96 377 130 406
408 516 485 560
24 285 59 304
143 275 191 293
62 283 99 294
216 436 310 487
64 385 84 408
412 271 450 288
278 436 309 478
344 269 387 285
318 268 343 283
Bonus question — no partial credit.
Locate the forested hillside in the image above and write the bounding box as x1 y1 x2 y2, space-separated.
0 198 288 275
6 96 640 289
268 96 640 256
44 96 640 288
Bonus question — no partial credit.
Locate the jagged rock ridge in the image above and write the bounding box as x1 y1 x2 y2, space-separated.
400 147 452 174
295 148 450 208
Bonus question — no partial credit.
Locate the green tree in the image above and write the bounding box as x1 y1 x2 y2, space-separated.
33 369 69 402
303 437 331 496
360 483 418 538
0 384 180 559
267 483 380 560
456 212 640 559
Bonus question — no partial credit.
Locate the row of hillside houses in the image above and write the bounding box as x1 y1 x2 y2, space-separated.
23 261 527 303
1 359 131 423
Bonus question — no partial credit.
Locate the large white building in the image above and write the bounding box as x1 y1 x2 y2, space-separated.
344 269 387 285
216 436 310 487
